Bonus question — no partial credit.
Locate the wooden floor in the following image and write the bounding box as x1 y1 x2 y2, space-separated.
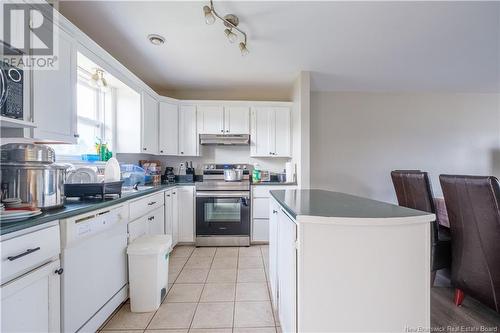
431 286 500 330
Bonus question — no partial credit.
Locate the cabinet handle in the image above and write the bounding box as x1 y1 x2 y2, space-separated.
148 201 156 206
7 247 41 261
148 216 155 221
160 150 164 153
173 192 176 195
269 152 272 155
273 210 278 214
143 148 147 151
220 130 224 133
180 152 184 154
54 268 64 275
73 133 79 138
167 194 170 197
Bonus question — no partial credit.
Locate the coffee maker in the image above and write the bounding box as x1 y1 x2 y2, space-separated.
162 167 175 184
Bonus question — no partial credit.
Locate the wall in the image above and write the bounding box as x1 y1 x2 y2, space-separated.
291 71 311 188
311 92 500 203
117 145 290 175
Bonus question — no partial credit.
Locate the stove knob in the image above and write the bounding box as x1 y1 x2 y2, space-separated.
210 165 215 169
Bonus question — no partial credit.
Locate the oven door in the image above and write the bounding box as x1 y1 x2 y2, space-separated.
196 191 250 236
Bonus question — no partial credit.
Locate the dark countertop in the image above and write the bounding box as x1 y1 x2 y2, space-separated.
252 182 297 186
0 183 194 236
270 189 434 221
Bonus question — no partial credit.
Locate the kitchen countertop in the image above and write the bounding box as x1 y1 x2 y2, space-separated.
270 189 434 221
251 182 297 186
0 183 194 236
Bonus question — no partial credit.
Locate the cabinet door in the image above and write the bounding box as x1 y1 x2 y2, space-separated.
1 260 61 333
147 206 165 235
142 92 158 154
128 218 148 242
269 199 280 309
179 105 198 156
224 106 249 134
165 190 173 236
198 105 224 134
277 210 297 333
274 107 291 157
33 29 77 143
177 186 195 243
172 189 179 246
159 102 178 155
250 107 273 157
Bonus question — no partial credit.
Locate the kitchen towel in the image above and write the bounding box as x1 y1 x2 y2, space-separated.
285 162 295 183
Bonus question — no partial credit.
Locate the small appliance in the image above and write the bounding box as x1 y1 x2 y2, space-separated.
0 60 24 120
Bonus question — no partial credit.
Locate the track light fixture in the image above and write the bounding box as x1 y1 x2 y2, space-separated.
203 0 249 56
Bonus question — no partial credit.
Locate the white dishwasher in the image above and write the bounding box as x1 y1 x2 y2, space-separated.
60 203 128 333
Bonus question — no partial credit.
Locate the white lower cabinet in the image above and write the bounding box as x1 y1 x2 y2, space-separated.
177 186 195 243
165 188 179 246
128 206 164 241
1 260 61 333
252 185 296 243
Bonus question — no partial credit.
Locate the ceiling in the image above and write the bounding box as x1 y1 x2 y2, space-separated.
59 1 500 95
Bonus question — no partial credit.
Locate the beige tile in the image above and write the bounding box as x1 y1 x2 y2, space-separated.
236 283 270 301
238 256 264 268
166 283 204 302
170 256 189 267
233 328 277 333
200 283 236 302
176 268 210 284
169 268 182 284
191 302 234 329
185 256 213 269
171 246 195 257
237 268 267 282
191 247 217 257
206 269 237 283
234 301 275 328
101 330 144 333
148 302 197 329
239 246 262 257
103 303 155 330
214 247 239 257
211 256 238 269
189 329 232 333
145 330 188 333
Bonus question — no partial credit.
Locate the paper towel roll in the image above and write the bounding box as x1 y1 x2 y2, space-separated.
285 162 295 183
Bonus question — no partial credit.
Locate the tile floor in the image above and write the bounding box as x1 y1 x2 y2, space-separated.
99 245 281 333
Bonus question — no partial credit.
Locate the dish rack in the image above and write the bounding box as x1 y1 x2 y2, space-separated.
64 181 124 199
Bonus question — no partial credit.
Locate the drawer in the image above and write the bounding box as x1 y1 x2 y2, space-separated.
252 219 269 242
252 185 296 198
253 198 270 219
129 192 164 220
128 207 165 242
1 225 60 284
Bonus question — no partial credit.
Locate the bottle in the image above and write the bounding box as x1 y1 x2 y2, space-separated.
252 163 261 183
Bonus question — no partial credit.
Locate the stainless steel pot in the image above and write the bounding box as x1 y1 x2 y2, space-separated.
1 163 67 209
224 169 243 182
1 143 56 163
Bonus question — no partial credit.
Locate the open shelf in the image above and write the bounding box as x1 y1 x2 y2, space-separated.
0 116 37 129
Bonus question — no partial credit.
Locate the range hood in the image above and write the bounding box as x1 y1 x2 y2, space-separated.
199 134 250 145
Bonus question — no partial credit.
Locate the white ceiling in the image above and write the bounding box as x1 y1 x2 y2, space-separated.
59 1 500 94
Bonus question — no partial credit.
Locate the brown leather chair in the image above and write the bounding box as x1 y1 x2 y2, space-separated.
391 170 451 281
440 175 500 313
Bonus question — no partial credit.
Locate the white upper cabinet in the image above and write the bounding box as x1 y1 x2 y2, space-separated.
251 107 291 157
141 92 158 154
197 105 250 135
198 105 224 134
33 29 77 143
179 105 198 156
224 106 250 134
158 101 178 155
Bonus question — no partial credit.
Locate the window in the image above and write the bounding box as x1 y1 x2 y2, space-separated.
53 67 114 158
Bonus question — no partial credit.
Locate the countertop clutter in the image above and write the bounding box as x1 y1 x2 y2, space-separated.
0 184 190 236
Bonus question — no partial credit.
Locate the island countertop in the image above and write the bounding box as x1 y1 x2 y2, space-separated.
270 189 435 224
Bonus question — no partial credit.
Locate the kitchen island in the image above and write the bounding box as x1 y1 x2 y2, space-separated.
269 189 435 333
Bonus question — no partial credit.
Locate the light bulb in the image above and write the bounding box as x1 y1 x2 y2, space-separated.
239 42 249 56
203 5 215 25
224 28 238 43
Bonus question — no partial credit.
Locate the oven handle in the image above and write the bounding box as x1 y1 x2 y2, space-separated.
196 191 250 199
0 69 7 110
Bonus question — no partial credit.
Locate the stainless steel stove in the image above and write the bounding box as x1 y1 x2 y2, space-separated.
195 164 251 247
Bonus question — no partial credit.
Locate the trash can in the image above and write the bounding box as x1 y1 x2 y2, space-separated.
127 234 172 312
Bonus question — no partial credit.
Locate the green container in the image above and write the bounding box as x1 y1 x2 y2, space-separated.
252 169 261 183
